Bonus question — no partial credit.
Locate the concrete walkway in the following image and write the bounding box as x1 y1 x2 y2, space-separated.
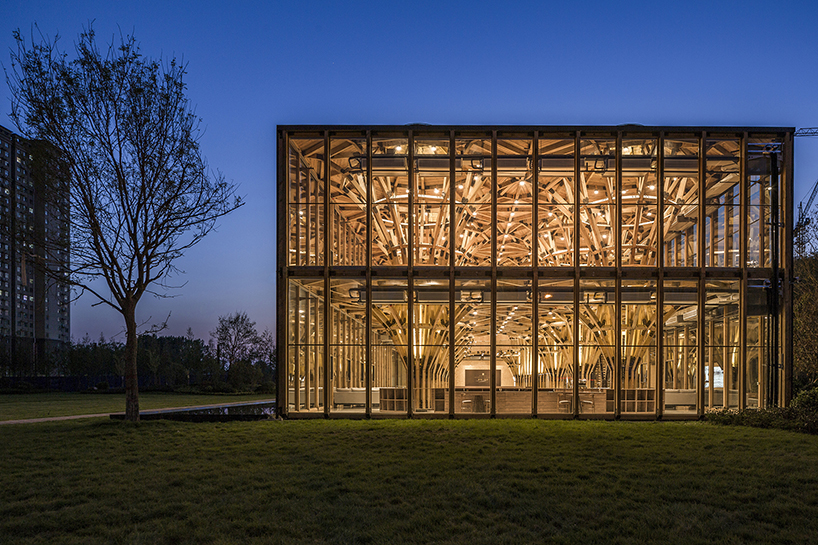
0 413 114 425
0 399 275 425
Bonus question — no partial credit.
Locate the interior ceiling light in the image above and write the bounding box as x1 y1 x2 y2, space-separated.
395 145 403 152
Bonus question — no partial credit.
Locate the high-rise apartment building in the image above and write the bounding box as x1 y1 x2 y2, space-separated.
0 125 70 373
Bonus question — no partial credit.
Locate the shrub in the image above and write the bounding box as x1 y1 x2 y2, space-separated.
257 380 276 395
96 381 109 390
792 387 818 411
706 399 818 435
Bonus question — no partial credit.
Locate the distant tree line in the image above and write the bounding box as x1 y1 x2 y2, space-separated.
0 312 275 394
795 218 818 392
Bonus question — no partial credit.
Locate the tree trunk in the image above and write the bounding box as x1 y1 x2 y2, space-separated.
123 303 140 422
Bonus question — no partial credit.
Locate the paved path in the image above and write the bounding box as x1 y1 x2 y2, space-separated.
0 413 114 425
0 399 275 425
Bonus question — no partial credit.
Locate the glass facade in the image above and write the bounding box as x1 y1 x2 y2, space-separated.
278 126 794 418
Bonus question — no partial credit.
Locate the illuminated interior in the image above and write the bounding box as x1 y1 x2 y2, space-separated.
278 126 792 418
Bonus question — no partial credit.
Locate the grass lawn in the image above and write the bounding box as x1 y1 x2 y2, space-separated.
1 419 817 544
0 392 274 421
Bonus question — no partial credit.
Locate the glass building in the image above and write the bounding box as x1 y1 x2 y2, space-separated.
277 125 793 419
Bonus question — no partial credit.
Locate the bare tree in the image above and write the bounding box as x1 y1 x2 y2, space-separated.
210 311 260 369
6 26 242 421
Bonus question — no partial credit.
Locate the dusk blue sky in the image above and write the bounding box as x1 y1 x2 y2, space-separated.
3 0 818 343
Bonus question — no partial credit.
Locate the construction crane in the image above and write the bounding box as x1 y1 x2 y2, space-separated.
796 177 818 249
795 128 818 252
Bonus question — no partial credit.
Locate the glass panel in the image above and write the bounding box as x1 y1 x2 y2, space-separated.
287 204 324 266
415 139 450 204
538 205 573 266
413 278 450 413
748 138 784 268
747 146 781 268
621 280 657 413
496 279 532 414
373 138 408 155
455 279 492 414
329 278 366 413
705 139 740 267
539 139 574 267
579 279 615 414
621 203 658 266
370 137 410 266
663 144 699 268
288 138 325 203
371 278 409 414
372 203 409 266
747 281 772 409
455 137 491 204
287 279 325 412
497 138 533 204
663 205 698 267
621 138 657 266
371 163 409 202
329 138 367 266
330 138 367 203
579 204 614 266
747 205 772 268
538 138 575 199
662 280 698 414
579 139 615 266
414 205 450 266
538 279 574 414
497 205 532 266
330 205 366 266
454 204 492 266
704 280 740 409
414 138 449 156
288 138 325 266
746 315 766 409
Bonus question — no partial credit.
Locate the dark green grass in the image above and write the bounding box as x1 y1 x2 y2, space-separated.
1 419 817 544
0 392 274 421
